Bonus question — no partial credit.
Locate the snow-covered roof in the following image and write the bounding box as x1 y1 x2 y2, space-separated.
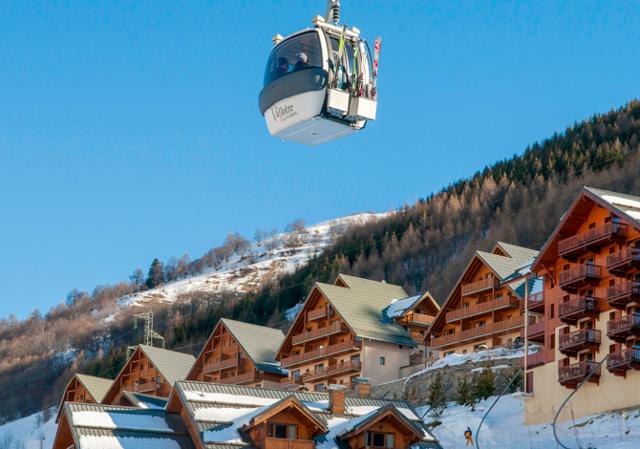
385 295 423 319
173 381 440 449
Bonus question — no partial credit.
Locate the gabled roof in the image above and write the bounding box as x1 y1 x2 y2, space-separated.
476 251 525 281
55 402 195 449
122 391 169 409
220 318 286 371
307 275 416 346
494 242 540 264
533 186 640 272
75 374 114 403
244 395 327 433
139 344 196 385
338 404 428 441
384 292 440 320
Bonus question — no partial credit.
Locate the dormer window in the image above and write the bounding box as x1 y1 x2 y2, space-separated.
269 423 297 439
366 431 394 448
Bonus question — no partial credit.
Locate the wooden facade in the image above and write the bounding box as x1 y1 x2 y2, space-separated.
55 374 112 422
392 293 439 344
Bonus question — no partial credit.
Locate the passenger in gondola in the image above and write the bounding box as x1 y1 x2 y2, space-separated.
276 57 289 76
294 52 310 71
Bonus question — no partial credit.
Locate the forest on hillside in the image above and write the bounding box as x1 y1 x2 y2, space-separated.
1 100 640 423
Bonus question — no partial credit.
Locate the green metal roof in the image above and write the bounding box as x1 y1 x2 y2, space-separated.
75 373 114 403
315 275 416 346
220 318 286 368
495 242 539 264
139 344 196 386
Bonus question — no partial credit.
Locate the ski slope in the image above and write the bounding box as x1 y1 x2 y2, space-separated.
0 411 56 449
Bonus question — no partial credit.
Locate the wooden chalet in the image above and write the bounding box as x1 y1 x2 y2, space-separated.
425 242 539 357
101 344 195 405
55 373 113 422
276 274 419 391
384 292 440 344
187 318 287 387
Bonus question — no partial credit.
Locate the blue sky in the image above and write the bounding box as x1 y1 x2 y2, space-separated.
1 1 639 318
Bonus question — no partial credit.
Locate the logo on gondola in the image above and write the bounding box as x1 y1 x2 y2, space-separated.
271 104 298 122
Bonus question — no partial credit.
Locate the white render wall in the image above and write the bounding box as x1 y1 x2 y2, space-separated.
361 339 412 385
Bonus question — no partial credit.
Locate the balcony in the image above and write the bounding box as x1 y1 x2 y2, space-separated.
558 264 602 292
446 296 520 322
526 292 545 313
219 370 257 385
607 247 640 274
559 329 601 356
134 380 160 393
307 308 327 321
558 361 601 389
204 357 238 373
461 277 498 296
280 375 304 388
525 351 546 369
607 313 640 342
431 316 523 348
606 348 640 376
526 320 545 343
558 296 599 325
291 321 344 345
558 222 628 259
302 361 361 382
606 281 640 309
400 312 435 327
280 341 360 367
265 438 314 449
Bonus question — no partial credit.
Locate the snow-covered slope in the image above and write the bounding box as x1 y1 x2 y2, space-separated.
0 410 56 449
118 212 388 308
420 395 640 449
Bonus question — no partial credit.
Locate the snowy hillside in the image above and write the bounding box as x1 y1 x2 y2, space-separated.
0 410 56 449
118 212 388 308
421 395 640 449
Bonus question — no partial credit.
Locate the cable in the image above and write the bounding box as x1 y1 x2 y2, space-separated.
474 372 521 449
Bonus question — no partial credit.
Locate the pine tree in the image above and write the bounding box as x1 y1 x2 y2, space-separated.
455 377 475 408
146 258 164 289
471 366 496 402
427 372 446 415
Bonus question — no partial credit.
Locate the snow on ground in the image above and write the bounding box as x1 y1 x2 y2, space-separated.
0 410 56 449
119 212 388 308
420 395 640 449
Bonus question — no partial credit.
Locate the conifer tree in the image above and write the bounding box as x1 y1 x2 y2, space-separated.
427 372 446 414
146 258 164 289
471 366 496 402
456 377 475 408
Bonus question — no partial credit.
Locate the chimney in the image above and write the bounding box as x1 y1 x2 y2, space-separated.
328 384 347 415
352 377 371 397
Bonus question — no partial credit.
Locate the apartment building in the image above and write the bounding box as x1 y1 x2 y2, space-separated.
276 274 421 390
187 317 287 387
426 242 539 356
525 187 640 424
55 373 113 422
101 344 195 405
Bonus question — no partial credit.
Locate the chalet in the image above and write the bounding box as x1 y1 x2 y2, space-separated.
384 292 440 345
525 187 640 424
425 242 539 357
101 344 195 405
55 373 113 422
52 402 195 449
166 381 442 449
276 274 424 390
187 318 286 387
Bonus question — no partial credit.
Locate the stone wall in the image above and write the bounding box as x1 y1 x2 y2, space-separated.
371 357 523 405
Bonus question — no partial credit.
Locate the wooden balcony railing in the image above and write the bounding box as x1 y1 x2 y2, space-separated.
558 296 599 325
307 308 328 321
431 316 523 348
265 438 314 449
461 277 498 296
525 351 546 369
606 281 640 309
204 357 238 373
558 361 601 388
526 292 545 312
559 328 601 355
526 320 545 340
135 380 160 393
607 348 640 374
446 296 519 322
292 321 344 345
558 264 602 291
606 247 640 274
219 370 256 385
302 361 361 382
558 222 628 258
401 312 435 326
280 375 304 387
607 313 640 342
280 341 360 367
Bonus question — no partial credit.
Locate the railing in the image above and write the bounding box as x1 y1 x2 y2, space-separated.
606 247 640 271
526 320 545 337
280 341 359 367
526 291 545 310
280 375 304 387
607 281 640 307
307 308 327 321
559 328 601 353
558 222 628 256
607 348 640 371
558 361 600 385
203 357 237 373
265 438 314 449
607 313 640 337
219 370 256 384
525 351 546 368
446 296 519 322
431 316 523 348
558 296 599 320
558 264 602 287
292 321 343 345
302 361 361 382
135 380 160 393
461 277 498 296
402 312 435 326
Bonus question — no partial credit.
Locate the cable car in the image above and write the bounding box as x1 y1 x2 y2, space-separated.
258 0 381 146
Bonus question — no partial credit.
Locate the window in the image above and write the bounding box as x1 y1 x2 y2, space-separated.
314 383 325 392
269 423 297 440
379 356 386 366
263 31 323 86
550 304 555 319
366 431 394 448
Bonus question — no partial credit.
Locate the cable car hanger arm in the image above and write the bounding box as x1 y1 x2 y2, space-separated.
326 0 341 25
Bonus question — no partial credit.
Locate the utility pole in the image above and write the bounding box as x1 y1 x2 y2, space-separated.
128 310 165 357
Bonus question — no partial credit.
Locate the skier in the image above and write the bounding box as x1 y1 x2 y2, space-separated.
464 427 474 446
